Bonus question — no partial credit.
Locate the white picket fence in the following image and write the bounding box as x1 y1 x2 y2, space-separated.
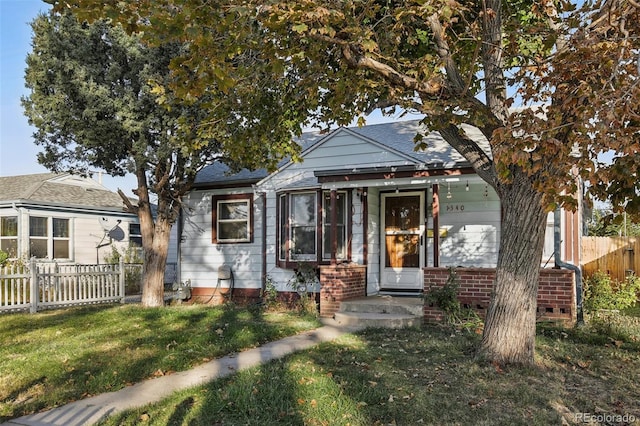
0 258 126 314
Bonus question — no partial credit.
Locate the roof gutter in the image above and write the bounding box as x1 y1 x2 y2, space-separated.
554 208 584 324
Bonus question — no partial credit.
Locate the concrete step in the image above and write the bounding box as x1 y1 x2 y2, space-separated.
339 296 424 317
333 311 422 329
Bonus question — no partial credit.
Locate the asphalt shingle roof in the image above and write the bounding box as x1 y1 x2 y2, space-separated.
0 173 127 210
194 119 490 185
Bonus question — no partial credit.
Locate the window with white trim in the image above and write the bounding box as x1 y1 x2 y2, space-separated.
129 223 142 247
212 194 252 243
0 216 18 258
290 192 317 260
29 216 70 259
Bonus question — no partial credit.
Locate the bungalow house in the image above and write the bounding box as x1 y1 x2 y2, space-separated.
179 119 580 323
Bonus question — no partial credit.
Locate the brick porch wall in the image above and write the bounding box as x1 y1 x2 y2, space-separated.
424 267 576 324
319 264 367 317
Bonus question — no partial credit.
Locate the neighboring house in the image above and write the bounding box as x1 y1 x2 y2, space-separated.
179 120 581 319
0 173 140 264
0 172 180 286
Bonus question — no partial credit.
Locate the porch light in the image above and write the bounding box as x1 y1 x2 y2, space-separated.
466 181 469 191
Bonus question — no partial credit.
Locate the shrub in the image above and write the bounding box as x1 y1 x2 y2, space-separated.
425 268 483 331
425 267 461 321
260 275 281 310
583 271 640 313
287 262 319 316
104 245 144 295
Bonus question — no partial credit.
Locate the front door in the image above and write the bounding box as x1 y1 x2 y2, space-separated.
381 192 425 291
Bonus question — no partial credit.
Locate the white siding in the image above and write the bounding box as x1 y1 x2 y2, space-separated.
261 131 414 191
350 190 365 264
180 188 265 290
438 182 501 268
366 188 381 294
308 133 415 169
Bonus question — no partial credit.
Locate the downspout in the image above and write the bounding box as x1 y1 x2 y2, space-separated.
554 208 584 324
176 205 183 286
259 192 267 298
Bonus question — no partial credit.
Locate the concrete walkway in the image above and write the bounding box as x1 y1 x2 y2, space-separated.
2 322 357 426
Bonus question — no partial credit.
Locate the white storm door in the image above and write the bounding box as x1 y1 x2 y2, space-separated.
381 192 425 291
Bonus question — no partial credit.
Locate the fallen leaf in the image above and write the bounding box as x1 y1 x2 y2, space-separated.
469 398 487 409
577 360 591 369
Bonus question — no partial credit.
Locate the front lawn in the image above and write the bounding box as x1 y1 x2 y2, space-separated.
0 303 321 421
101 319 640 426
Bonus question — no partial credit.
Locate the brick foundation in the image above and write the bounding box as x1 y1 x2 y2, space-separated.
319 264 367 318
189 287 261 306
424 267 576 324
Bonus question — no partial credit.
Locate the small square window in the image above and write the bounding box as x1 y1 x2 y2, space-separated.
212 195 252 243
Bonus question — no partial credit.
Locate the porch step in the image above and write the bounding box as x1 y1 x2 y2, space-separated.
333 311 422 329
331 296 423 329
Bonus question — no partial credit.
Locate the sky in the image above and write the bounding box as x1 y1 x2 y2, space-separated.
0 0 140 193
0 1 419 196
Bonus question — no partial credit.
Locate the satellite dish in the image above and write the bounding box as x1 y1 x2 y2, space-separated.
99 217 121 232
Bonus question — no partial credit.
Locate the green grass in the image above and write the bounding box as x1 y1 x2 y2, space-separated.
0 303 321 421
100 320 640 426
4 304 640 426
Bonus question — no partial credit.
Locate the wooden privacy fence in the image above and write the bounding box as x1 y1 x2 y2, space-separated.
581 236 639 281
0 258 127 314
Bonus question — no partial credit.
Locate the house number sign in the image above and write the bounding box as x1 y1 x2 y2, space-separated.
445 204 465 212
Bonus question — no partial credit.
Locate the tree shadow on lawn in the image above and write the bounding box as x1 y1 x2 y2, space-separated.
95 324 640 425
1 303 317 421
99 326 567 426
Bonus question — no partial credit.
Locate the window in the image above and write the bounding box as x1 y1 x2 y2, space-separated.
212 194 252 243
278 190 349 266
128 223 144 259
323 192 347 260
29 216 48 258
290 192 317 260
0 216 18 257
129 223 142 247
52 218 70 259
29 216 70 259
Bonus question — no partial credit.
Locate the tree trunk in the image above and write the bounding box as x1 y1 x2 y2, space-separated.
140 216 171 307
478 175 548 365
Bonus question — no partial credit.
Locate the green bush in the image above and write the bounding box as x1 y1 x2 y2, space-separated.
0 250 8 267
583 271 640 313
287 262 319 316
259 275 281 310
425 267 462 321
425 268 483 330
104 245 144 295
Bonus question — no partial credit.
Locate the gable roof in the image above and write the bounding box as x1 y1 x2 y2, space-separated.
0 173 128 211
193 131 325 188
193 119 490 187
